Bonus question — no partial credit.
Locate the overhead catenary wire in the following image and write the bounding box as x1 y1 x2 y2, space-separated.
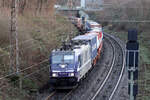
0 44 48 69
0 20 72 80
0 58 49 80
0 65 49 90
23 65 49 78
1 0 148 89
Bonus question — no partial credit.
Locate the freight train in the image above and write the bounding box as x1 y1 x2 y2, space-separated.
49 11 103 89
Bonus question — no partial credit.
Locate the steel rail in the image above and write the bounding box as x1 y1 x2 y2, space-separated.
45 85 77 100
91 34 116 100
45 33 122 100
45 91 56 100
61 85 78 100
104 33 125 100
0 58 49 80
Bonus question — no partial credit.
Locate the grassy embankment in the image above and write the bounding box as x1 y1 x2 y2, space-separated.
0 7 78 100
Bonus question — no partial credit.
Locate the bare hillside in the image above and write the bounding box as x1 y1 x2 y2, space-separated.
0 1 78 100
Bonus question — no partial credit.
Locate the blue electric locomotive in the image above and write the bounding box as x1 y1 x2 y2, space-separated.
49 34 98 88
49 9 103 88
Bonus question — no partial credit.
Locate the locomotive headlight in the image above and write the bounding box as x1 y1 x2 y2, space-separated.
69 73 74 77
52 73 58 77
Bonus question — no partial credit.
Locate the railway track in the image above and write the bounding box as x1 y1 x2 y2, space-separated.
43 33 125 100
90 33 125 100
45 86 76 100
105 33 126 100
91 33 117 100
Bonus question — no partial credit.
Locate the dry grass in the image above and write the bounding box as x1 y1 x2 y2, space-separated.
0 3 78 99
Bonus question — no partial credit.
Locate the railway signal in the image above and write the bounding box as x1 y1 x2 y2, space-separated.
126 29 139 100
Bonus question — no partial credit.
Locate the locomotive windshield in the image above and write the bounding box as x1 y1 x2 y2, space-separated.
64 55 74 63
52 54 74 64
52 55 63 64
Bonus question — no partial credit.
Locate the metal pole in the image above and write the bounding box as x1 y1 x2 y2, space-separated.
15 0 22 89
127 29 139 100
14 0 19 75
130 71 134 100
10 0 17 73
127 50 138 100
10 0 21 89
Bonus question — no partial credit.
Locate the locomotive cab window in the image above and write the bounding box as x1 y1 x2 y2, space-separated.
52 55 63 64
64 55 74 64
52 54 74 64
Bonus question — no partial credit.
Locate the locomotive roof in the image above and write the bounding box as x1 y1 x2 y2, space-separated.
87 20 99 25
72 34 96 41
91 28 102 31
